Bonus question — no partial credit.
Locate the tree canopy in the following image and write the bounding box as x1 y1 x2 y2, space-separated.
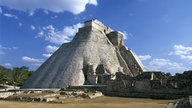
0 65 34 86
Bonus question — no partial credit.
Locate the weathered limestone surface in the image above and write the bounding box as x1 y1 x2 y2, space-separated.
119 46 146 76
0 92 14 99
21 19 145 89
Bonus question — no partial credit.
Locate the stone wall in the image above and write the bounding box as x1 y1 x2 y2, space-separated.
105 71 192 99
106 80 151 93
134 80 151 92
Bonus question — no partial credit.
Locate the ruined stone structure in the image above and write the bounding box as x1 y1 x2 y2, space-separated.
22 19 145 89
106 71 192 99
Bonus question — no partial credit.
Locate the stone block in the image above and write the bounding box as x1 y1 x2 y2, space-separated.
134 80 151 92
0 92 14 99
44 98 57 102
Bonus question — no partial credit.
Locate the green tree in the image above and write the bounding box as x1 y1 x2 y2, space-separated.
165 72 172 77
0 65 34 87
0 66 11 84
175 73 182 78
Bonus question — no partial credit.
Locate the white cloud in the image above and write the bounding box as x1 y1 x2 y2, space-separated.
22 56 44 62
0 45 17 50
37 23 83 44
32 63 42 66
42 45 58 58
118 31 128 40
42 53 52 58
18 23 23 27
51 15 58 19
43 10 49 14
0 7 2 13
30 25 36 30
169 44 192 60
0 45 17 55
0 46 6 55
147 58 188 73
138 55 151 61
28 10 35 16
149 59 176 67
3 13 18 19
89 0 97 5
180 55 192 60
169 44 192 55
1 63 12 67
0 0 98 15
118 31 134 40
38 30 44 36
0 50 5 55
45 45 59 53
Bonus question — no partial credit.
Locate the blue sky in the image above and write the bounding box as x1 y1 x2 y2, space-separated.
0 0 192 75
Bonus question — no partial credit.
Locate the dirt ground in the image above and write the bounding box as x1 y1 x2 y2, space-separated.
0 96 175 108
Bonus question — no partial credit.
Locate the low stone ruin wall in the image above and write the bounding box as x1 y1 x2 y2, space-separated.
0 90 103 103
105 80 192 99
68 85 107 92
105 91 192 99
0 92 14 99
105 71 192 99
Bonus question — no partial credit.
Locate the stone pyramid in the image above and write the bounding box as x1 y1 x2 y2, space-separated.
21 19 145 89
